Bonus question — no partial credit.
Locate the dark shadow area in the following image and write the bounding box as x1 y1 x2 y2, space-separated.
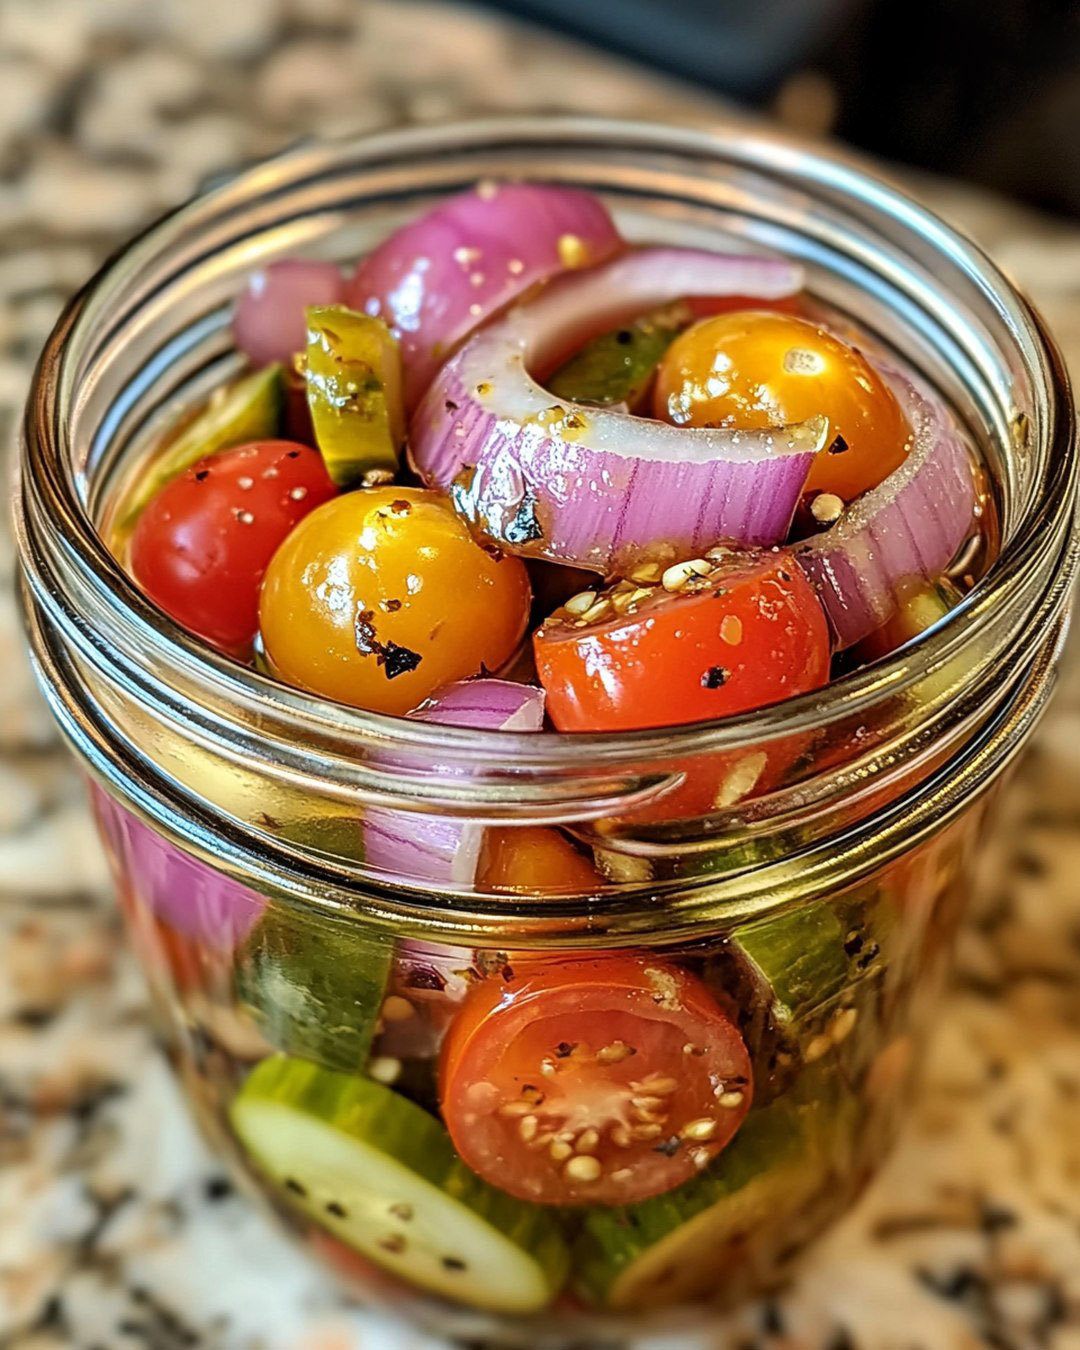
478 0 1080 218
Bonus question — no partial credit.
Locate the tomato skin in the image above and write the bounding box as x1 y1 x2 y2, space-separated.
259 487 531 715
440 955 752 1207
534 550 830 733
477 827 599 894
130 440 336 654
653 311 910 502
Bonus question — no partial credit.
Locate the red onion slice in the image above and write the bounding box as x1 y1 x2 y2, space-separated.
91 787 265 949
795 375 976 648
363 680 544 887
233 259 346 367
345 182 622 409
410 248 823 573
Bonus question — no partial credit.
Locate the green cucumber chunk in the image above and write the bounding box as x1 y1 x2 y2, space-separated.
115 364 283 534
546 305 687 409
734 902 851 1026
235 906 390 1073
305 305 404 487
232 1057 569 1312
574 1097 817 1311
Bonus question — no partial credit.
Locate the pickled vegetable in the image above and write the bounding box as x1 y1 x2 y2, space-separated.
305 305 404 487
231 1056 570 1312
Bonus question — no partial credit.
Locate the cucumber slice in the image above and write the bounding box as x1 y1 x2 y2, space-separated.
114 364 284 534
235 907 390 1073
232 1057 569 1312
305 305 404 487
574 1098 816 1310
546 304 687 409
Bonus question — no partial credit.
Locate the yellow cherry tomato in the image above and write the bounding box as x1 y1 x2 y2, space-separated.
259 487 531 714
652 310 910 502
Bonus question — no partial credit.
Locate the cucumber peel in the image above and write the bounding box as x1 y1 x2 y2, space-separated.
305 305 404 487
574 1095 826 1311
546 305 687 409
114 363 283 534
235 906 390 1073
734 902 852 1026
231 1057 569 1312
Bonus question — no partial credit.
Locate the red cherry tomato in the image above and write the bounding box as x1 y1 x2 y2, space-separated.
534 548 830 732
439 955 752 1207
129 440 336 655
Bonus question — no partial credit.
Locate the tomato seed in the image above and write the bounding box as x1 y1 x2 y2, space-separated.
575 1128 600 1154
563 1155 602 1183
681 1117 718 1141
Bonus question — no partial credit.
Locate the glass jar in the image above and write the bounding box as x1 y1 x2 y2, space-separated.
14 118 1078 1345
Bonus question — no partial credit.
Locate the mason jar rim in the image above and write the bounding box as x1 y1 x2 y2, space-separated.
16 114 1078 777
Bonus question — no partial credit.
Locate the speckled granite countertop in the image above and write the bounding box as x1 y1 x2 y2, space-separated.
3 2 1080 1347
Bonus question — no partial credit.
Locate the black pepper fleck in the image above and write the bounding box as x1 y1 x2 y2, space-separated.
284 1177 307 1197
504 488 544 545
354 607 423 679
701 666 730 689
555 1042 577 1058
653 1136 682 1157
442 1256 467 1271
195 469 209 482
827 433 849 455
381 640 423 680
325 1201 348 1218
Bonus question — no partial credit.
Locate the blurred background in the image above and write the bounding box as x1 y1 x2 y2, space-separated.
485 0 1080 218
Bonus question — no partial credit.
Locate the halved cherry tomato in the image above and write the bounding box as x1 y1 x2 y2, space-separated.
439 955 752 1207
477 827 600 894
130 440 336 655
653 311 910 503
534 547 830 732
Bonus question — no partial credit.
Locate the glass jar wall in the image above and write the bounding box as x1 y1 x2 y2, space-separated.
15 119 1078 1344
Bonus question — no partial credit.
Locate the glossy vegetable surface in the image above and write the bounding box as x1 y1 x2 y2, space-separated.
534 548 831 732
258 487 531 713
129 439 336 654
440 956 753 1207
653 311 910 503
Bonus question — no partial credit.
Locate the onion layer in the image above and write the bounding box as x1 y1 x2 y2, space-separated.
91 787 265 948
362 680 545 887
345 182 622 409
410 248 821 573
233 259 346 367
795 374 976 648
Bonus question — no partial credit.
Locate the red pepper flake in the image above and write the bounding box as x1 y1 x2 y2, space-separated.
701 666 730 689
390 499 412 515
382 598 403 613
